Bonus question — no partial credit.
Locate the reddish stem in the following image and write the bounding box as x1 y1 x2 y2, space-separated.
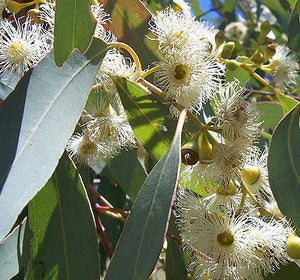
95 205 130 217
88 188 113 258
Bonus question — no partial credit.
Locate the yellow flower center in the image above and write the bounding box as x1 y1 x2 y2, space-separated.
174 64 188 80
242 167 260 185
217 231 234 246
7 42 28 64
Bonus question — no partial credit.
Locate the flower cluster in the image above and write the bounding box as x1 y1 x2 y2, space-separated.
147 5 297 280
177 189 290 280
149 7 225 115
0 0 137 165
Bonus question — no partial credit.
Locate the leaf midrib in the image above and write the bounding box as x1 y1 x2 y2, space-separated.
132 131 179 278
11 49 105 169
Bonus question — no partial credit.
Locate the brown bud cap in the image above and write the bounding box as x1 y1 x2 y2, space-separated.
181 137 199 165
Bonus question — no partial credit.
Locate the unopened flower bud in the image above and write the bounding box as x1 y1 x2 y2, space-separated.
264 44 276 61
260 20 272 39
215 30 225 49
251 52 264 66
181 137 199 165
217 180 236 195
27 9 43 24
221 42 235 59
198 133 213 162
286 234 300 259
7 0 34 14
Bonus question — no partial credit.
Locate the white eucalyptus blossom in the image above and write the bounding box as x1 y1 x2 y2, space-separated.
214 81 260 142
149 7 212 54
95 49 137 93
154 50 224 113
224 21 248 42
172 0 192 16
242 146 270 195
39 0 55 31
269 45 299 91
0 17 51 78
246 217 289 277
177 190 257 280
90 1 111 39
176 189 290 280
67 131 109 165
205 139 251 182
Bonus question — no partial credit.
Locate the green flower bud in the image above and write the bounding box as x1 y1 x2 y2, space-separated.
286 234 300 259
215 30 225 49
264 44 276 61
260 21 272 39
251 52 264 65
221 42 235 59
198 133 213 162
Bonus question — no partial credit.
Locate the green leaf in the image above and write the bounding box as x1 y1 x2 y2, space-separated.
0 38 107 242
0 219 26 280
189 0 204 17
265 262 300 279
268 104 300 232
277 93 299 114
223 0 235 13
166 215 187 280
257 102 284 130
54 0 96 66
0 72 30 193
261 0 290 32
28 153 100 280
104 111 185 280
225 56 254 85
107 149 147 200
288 0 300 51
140 0 167 13
113 77 176 161
102 0 158 67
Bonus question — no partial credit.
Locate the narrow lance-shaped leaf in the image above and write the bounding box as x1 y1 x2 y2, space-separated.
0 38 107 242
113 77 177 161
104 110 187 280
27 153 100 280
54 0 96 66
268 104 300 232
